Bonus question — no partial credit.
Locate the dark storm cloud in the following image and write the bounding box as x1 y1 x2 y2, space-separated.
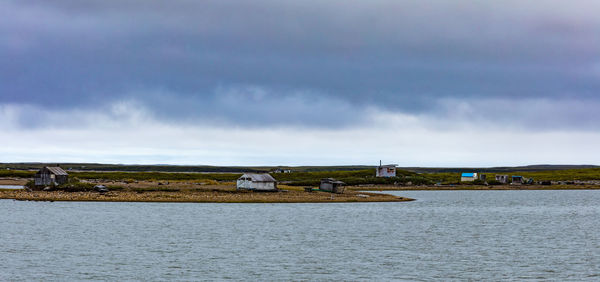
1 0 600 128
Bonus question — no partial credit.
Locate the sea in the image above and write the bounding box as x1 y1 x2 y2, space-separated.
1 190 599 280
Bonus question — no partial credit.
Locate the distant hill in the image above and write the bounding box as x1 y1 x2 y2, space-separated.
0 163 596 174
401 165 600 174
0 163 371 173
0 163 263 173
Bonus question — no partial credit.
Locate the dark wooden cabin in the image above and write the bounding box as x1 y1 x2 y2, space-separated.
34 166 69 186
319 178 346 194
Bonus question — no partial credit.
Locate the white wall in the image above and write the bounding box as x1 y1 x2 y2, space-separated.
236 180 276 191
376 167 396 177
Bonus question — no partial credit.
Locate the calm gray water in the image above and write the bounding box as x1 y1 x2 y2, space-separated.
1 190 599 281
0 184 24 189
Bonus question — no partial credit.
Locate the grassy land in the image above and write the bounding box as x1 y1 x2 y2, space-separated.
3 167 600 187
0 169 429 186
426 168 600 184
0 174 415 203
0 170 241 182
6 162 600 204
502 168 600 181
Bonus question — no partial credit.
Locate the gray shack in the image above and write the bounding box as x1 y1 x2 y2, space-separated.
495 175 509 184
34 166 68 186
511 175 523 184
236 173 278 191
319 178 345 194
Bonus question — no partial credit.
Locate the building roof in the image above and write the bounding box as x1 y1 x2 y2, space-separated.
45 166 68 176
461 173 475 177
239 173 277 182
321 178 345 184
379 164 398 168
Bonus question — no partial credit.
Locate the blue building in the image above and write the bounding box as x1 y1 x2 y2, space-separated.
461 172 478 182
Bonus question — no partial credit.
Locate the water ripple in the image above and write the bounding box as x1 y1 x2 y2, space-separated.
0 190 599 280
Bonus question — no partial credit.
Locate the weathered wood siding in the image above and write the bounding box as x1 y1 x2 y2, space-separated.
34 167 68 186
320 182 333 192
34 173 53 186
319 182 345 193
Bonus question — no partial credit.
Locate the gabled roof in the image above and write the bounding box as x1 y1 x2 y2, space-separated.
321 178 345 184
461 173 475 177
239 173 277 182
45 166 68 176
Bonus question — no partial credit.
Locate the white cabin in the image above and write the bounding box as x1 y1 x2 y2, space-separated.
376 164 397 177
236 173 278 191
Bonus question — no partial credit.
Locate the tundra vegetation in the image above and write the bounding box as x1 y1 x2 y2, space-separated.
1 169 416 203
2 167 600 187
426 168 600 184
1 166 600 203
3 178 411 203
1 168 429 186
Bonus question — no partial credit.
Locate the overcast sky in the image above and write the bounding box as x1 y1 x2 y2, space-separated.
1 0 599 166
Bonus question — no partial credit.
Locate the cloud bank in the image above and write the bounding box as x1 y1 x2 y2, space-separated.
1 1 599 164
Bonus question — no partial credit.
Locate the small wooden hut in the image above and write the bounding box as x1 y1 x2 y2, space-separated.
495 175 509 184
34 166 68 186
319 178 345 194
236 173 278 191
511 175 523 184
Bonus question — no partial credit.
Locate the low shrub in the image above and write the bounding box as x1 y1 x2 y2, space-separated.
25 180 35 190
55 182 96 192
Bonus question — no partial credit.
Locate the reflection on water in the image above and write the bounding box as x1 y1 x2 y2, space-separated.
0 190 599 280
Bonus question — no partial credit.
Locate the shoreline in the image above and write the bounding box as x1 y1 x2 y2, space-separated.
3 177 599 203
350 184 600 191
0 190 413 203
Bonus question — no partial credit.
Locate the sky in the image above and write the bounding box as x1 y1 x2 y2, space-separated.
1 0 599 166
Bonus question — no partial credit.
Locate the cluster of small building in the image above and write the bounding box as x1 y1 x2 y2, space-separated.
33 161 400 194
31 165 351 194
271 168 292 173
461 172 528 184
235 173 348 193
34 163 592 192
237 161 398 193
